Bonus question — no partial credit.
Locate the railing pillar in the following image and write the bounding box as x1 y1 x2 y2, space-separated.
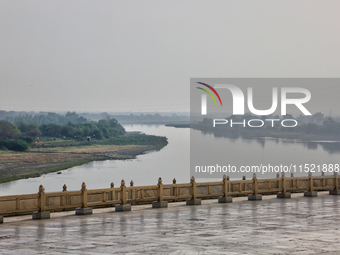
76 182 93 215
110 182 115 204
39 185 46 212
254 174 258 195
172 178 178 201
227 176 231 193
115 179 131 211
158 178 163 202
152 177 168 208
191 176 197 199
218 174 233 203
130 180 134 201
121 180 127 205
335 172 339 190
81 182 87 208
242 176 246 191
248 174 262 200
330 172 340 195
291 173 294 189
186 176 201 205
310 172 314 192
61 184 67 207
304 172 317 197
32 185 50 219
277 172 291 198
321 171 326 188
282 172 286 193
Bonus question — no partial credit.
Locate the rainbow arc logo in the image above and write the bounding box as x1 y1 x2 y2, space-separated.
196 82 223 106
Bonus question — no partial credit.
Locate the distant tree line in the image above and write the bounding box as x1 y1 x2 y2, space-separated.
0 111 190 125
0 117 125 152
2 111 88 125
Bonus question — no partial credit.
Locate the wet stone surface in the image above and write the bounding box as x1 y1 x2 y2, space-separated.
1 192 340 254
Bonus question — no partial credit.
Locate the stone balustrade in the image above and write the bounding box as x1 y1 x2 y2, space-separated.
0 172 339 222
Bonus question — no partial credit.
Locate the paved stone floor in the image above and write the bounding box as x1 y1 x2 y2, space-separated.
1 192 340 254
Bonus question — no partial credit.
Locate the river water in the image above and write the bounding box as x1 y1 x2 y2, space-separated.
0 124 340 195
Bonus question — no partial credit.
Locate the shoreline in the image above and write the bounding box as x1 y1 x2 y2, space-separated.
0 143 165 184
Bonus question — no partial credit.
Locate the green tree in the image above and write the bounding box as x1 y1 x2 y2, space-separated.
0 121 21 139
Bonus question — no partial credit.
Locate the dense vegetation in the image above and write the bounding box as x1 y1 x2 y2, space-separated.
39 118 125 140
0 115 167 152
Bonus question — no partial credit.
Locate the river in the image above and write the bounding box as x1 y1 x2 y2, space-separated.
0 124 340 195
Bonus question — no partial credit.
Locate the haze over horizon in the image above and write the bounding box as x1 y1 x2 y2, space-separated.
1 1 340 114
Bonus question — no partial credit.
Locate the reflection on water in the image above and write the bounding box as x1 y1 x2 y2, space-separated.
0 125 340 195
200 130 340 154
319 142 340 154
306 142 318 150
192 129 340 180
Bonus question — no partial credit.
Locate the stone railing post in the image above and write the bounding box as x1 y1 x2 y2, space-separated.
227 176 230 192
115 179 131 211
152 177 168 208
110 182 115 203
61 184 67 207
186 176 201 205
172 178 178 200
248 174 262 200
157 177 163 202
191 176 197 199
276 173 280 188
218 174 232 203
335 172 339 190
120 179 127 205
32 185 50 219
291 173 294 189
130 180 134 200
282 172 287 193
254 174 258 195
304 172 317 197
330 172 340 195
76 182 92 215
242 176 246 191
81 182 87 208
277 172 291 198
321 171 326 187
309 172 314 192
223 175 229 197
38 185 46 212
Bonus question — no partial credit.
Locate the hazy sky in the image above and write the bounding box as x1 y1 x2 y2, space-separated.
1 1 340 113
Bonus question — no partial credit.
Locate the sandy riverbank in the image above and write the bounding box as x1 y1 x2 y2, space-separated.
0 144 162 183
